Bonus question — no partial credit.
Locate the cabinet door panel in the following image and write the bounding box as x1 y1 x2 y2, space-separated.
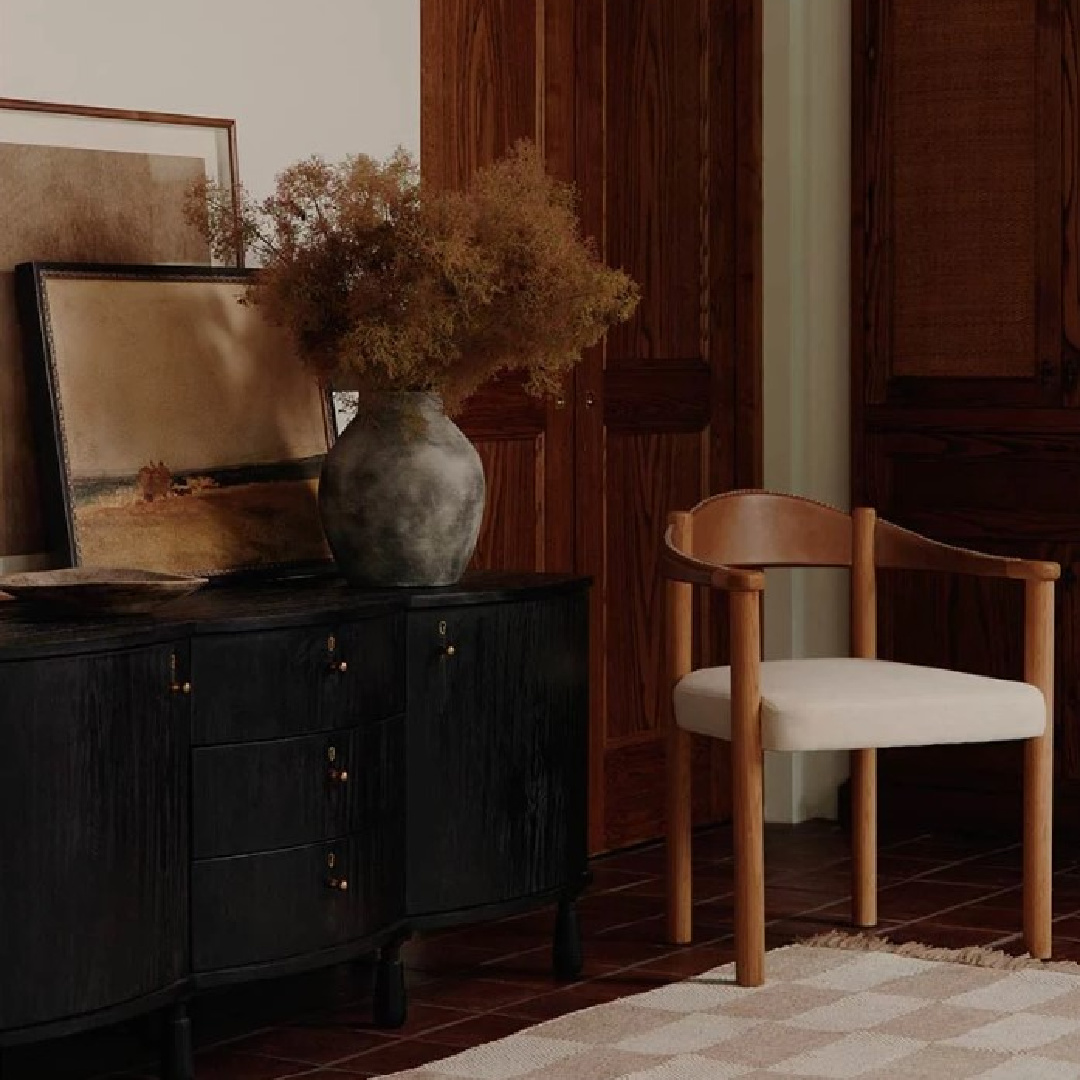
0 643 187 1030
405 594 588 915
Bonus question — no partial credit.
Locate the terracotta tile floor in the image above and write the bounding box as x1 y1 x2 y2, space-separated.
10 820 1080 1079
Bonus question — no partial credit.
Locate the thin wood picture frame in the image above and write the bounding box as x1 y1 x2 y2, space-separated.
0 95 242 267
15 262 337 580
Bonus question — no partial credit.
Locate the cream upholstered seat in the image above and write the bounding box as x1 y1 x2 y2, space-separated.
675 658 1046 752
661 490 1059 990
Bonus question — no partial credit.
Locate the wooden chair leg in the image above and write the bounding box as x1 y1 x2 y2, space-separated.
1023 578 1054 960
1024 733 1052 959
851 747 877 927
731 590 764 987
666 723 693 944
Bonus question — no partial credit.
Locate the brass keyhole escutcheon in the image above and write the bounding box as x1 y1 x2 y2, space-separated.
327 852 336 869
328 746 337 763
438 620 447 636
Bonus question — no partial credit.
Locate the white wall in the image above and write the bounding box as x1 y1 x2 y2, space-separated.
0 0 421 195
763 0 851 822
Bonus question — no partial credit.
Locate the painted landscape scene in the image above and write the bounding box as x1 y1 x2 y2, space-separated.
71 456 329 575
42 274 335 575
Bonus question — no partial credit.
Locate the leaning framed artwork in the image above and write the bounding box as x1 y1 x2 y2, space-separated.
0 97 240 567
15 263 335 578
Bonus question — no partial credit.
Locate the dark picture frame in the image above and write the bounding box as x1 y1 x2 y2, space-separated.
14 262 336 579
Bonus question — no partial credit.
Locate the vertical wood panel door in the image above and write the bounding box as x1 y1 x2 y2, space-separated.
422 0 761 852
575 0 755 852
852 0 1080 833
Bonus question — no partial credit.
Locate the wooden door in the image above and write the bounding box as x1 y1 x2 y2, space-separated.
574 0 760 852
852 0 1080 832
422 0 762 852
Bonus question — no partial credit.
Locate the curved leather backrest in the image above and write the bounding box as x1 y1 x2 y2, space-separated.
680 490 853 568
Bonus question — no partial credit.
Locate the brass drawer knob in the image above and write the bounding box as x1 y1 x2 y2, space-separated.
328 767 349 784
326 876 349 892
169 681 192 695
443 644 456 658
330 659 348 673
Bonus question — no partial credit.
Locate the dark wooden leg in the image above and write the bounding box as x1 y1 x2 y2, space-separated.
161 1003 194 1080
553 896 583 980
373 942 407 1029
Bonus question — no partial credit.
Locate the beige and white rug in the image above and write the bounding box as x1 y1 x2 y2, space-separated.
384 935 1080 1079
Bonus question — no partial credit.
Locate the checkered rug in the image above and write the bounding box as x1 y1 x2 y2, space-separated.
384 937 1080 1079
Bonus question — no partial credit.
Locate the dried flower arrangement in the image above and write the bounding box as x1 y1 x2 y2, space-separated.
185 140 640 415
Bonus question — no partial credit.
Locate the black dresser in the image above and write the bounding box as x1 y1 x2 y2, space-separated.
0 573 589 1079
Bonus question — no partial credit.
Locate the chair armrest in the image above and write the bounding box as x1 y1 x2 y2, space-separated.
660 526 766 592
875 519 1059 582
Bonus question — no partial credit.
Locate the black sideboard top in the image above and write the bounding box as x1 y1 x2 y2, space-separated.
0 571 591 659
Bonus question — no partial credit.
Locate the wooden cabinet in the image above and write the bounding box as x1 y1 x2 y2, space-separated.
0 575 589 1077
851 0 1080 831
422 0 762 853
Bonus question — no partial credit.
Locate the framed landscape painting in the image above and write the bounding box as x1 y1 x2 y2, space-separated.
14 263 334 578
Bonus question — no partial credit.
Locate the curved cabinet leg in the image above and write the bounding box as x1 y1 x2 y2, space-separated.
162 1002 194 1080
373 942 408 1029
553 897 583 980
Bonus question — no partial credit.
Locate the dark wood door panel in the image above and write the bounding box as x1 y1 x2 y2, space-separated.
876 536 1078 831
863 428 1080 543
420 0 538 191
0 644 188 1028
856 0 1063 409
404 594 588 914
469 438 544 572
421 2 574 577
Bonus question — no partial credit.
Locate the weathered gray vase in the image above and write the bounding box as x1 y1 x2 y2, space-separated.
318 393 485 587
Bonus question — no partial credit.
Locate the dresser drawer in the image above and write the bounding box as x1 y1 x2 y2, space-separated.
192 839 360 971
192 727 364 858
191 614 404 745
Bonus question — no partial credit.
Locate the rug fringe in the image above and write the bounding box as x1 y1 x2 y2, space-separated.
802 930 1080 973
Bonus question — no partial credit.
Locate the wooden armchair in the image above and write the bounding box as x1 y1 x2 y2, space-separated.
663 490 1058 987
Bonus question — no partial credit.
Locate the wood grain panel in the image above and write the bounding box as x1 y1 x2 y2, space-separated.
605 0 706 361
421 0 573 580
0 643 188 1028
420 0 539 189
856 0 1063 410
875 538 1078 835
469 437 543 572
605 431 706 741
891 0 1036 378
1065 0 1080 361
